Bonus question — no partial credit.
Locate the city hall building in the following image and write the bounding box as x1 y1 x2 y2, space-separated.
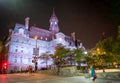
7 11 84 73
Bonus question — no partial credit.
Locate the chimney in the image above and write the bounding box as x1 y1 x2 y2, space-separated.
25 17 30 29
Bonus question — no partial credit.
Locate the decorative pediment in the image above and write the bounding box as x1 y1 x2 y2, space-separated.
55 32 65 39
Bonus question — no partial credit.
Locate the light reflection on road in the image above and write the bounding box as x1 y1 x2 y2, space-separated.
0 74 7 83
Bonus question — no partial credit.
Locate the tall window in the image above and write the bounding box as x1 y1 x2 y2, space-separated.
20 57 23 63
15 49 18 52
16 39 19 42
21 50 23 53
14 57 17 63
28 58 31 63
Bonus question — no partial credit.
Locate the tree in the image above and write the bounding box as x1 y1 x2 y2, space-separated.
96 37 113 53
85 49 97 67
0 41 3 54
112 40 120 64
40 53 51 69
94 37 119 67
52 45 70 75
0 41 6 60
73 48 85 66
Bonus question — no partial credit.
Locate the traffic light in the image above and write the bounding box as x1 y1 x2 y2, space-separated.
3 62 8 70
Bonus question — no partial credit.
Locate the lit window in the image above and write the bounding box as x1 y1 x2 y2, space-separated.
59 38 62 41
45 38 47 40
28 58 31 63
55 22 57 24
41 36 43 40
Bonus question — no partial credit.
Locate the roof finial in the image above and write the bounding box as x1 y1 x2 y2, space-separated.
49 8 58 22
53 8 55 16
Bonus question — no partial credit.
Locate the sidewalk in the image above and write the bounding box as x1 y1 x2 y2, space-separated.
97 72 120 80
95 69 120 80
80 69 120 80
96 69 120 73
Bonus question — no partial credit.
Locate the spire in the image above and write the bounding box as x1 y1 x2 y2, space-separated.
49 8 58 22
49 8 59 34
52 8 56 18
53 8 55 16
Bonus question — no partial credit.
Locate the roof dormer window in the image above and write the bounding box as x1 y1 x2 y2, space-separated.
18 28 24 35
41 36 43 40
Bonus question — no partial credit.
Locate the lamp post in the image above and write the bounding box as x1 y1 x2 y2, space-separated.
33 35 39 72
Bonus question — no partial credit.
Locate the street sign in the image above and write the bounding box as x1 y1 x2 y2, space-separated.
33 48 39 55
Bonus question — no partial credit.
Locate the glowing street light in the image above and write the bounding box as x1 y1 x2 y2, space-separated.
33 35 39 71
84 51 87 54
34 35 38 40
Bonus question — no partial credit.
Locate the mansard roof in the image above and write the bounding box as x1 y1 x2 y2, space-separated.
29 26 53 41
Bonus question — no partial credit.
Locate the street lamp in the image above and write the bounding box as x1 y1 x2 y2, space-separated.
33 35 39 71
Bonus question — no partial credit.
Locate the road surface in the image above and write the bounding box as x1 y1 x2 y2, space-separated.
0 73 119 83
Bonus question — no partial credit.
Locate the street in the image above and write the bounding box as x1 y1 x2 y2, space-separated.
0 73 119 83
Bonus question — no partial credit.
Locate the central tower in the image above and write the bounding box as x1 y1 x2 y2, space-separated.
49 9 59 34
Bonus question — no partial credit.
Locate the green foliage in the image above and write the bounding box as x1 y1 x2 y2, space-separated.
40 53 51 68
72 48 87 67
74 48 85 62
96 37 113 53
85 53 94 66
105 54 114 63
112 41 120 55
51 45 71 75
92 36 120 66
52 45 71 66
54 46 70 59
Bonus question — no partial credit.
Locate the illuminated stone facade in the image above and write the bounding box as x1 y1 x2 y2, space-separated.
7 11 84 73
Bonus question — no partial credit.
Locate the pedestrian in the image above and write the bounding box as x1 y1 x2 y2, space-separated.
29 66 33 73
90 66 95 79
90 66 97 82
93 71 97 81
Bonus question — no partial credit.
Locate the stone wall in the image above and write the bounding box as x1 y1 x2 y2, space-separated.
59 66 77 76
38 66 79 76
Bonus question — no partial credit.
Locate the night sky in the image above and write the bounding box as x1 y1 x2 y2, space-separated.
0 0 120 49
